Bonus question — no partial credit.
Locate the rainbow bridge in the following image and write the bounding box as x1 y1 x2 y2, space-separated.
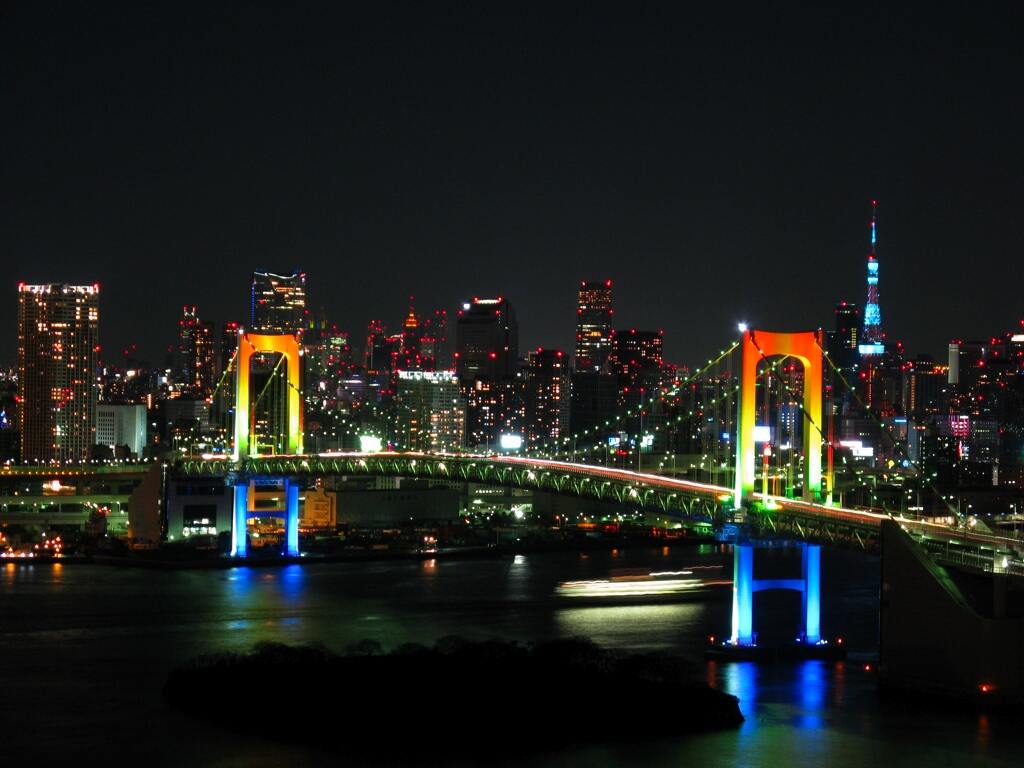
176 449 1024 650
176 325 1024 653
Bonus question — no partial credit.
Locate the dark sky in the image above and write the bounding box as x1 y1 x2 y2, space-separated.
3 2 1022 368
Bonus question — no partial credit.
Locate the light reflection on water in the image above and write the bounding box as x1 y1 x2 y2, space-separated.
1 547 1019 766
556 603 706 650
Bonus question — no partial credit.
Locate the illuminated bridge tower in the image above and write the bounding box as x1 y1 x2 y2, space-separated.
230 330 304 558
733 329 823 506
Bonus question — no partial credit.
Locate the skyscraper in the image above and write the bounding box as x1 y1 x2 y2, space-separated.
575 280 614 372
455 297 521 448
608 329 664 392
365 320 389 374
398 297 424 371
569 369 619 442
394 370 465 452
859 201 885 356
251 271 307 335
420 308 449 371
829 301 861 373
17 283 100 463
455 298 518 381
526 349 570 448
178 306 215 397
220 321 240 376
905 355 947 417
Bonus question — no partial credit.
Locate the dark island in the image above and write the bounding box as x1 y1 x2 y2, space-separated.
164 637 743 754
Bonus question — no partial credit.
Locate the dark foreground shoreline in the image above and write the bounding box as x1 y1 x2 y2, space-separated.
164 638 743 755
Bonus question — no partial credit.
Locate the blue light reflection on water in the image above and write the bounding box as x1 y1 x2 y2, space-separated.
798 660 826 730
2 546 1019 767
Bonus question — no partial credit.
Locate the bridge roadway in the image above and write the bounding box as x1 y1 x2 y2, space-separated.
178 451 1024 566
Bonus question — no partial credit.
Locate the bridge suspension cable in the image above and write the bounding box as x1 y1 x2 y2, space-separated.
816 341 959 517
526 338 742 462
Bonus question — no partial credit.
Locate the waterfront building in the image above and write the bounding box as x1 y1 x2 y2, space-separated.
17 283 100 463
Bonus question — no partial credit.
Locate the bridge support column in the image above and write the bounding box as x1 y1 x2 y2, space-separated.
231 482 248 558
802 543 821 644
728 541 823 647
730 544 755 646
285 479 299 557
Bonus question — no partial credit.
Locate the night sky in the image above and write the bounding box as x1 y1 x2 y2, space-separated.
3 3 1022 368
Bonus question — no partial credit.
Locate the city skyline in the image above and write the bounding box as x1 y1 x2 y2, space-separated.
5 6 1024 762
3 200 1020 371
6 237 1022 377
3 4 1022 368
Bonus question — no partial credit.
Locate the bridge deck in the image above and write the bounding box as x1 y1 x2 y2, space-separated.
172 452 1024 561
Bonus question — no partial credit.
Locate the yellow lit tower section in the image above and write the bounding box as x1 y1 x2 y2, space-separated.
733 329 823 505
232 331 303 458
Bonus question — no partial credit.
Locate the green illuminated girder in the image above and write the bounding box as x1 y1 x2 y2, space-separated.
177 455 729 529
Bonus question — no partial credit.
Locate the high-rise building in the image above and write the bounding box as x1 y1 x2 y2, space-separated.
211 321 240 438
455 298 518 382
178 306 215 397
0 374 20 462
608 329 664 395
463 378 525 450
365 320 390 374
835 301 859 347
526 349 570 448
96 403 147 457
575 280 614 372
859 201 885 356
220 321 240 377
456 298 520 449
905 355 947 417
420 309 450 370
394 370 465 452
948 340 986 389
398 297 424 371
17 283 100 463
570 370 619 441
251 271 307 335
831 301 860 365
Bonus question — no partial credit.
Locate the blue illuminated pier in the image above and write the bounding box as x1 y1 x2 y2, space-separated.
730 542 822 646
230 479 301 558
